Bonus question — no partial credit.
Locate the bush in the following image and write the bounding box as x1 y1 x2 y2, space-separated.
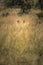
37 12 43 18
4 0 34 8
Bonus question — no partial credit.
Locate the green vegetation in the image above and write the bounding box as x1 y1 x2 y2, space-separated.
37 11 43 18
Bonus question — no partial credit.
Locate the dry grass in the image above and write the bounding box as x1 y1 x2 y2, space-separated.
0 8 43 65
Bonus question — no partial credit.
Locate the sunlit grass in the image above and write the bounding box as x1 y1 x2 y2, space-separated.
0 9 43 65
